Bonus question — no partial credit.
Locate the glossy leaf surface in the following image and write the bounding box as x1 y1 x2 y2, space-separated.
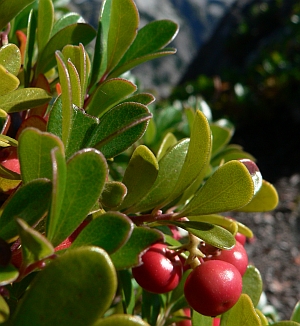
71 212 133 254
86 78 137 117
221 294 261 325
242 265 263 307
291 302 300 323
105 0 139 74
130 139 189 213
51 13 85 36
0 179 52 240
0 0 35 31
93 314 150 326
210 121 233 157
18 128 64 184
88 102 152 158
236 180 279 212
120 145 159 211
110 226 163 269
49 149 107 247
0 88 51 113
11 247 117 326
0 44 21 76
156 132 178 161
177 160 255 217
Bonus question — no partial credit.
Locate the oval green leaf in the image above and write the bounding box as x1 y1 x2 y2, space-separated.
86 78 137 117
49 149 107 247
100 181 127 208
110 226 163 270
37 0 54 53
70 212 133 254
0 264 19 286
177 160 255 217
0 294 9 322
119 145 159 211
221 294 261 325
0 65 20 96
236 179 279 212
291 302 300 323
11 247 117 326
18 128 64 184
0 179 52 241
51 13 85 37
0 44 21 76
0 88 51 113
242 265 263 307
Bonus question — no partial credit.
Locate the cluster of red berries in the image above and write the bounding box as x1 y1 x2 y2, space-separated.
132 228 249 323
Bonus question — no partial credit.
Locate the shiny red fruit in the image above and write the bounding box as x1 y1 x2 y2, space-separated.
175 308 191 326
184 260 242 316
207 241 248 276
132 243 183 294
235 232 246 246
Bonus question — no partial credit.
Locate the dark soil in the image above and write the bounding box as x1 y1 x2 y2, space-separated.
233 174 300 320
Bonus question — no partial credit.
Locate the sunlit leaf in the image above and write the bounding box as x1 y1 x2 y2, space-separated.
242 265 263 307
86 78 137 117
11 247 117 326
0 65 20 96
291 302 300 323
0 44 21 76
177 160 254 217
0 294 10 322
119 145 159 211
236 180 279 212
0 264 19 286
93 314 150 326
156 133 177 161
37 0 54 53
221 294 261 325
51 13 85 36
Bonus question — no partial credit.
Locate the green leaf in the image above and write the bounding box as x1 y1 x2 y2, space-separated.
86 78 137 117
47 98 99 159
51 13 85 37
18 128 64 184
0 65 20 96
0 179 52 241
23 9 37 87
118 269 135 315
120 93 155 106
156 132 177 161
110 226 163 269
141 290 161 325
110 19 178 77
242 265 263 307
46 146 66 244
159 110 212 208
11 247 117 326
0 264 19 286
35 23 96 75
191 311 213 326
177 160 255 217
221 294 261 326
236 180 279 212
87 102 152 158
130 139 189 213
271 322 300 326
0 0 35 31
37 0 54 53
16 218 54 267
100 181 127 208
93 314 150 326
105 0 139 75
0 294 10 322
0 44 21 76
49 149 107 247
109 49 177 78
210 122 233 157
55 51 73 147
119 145 159 211
164 220 235 250
291 302 300 323
70 212 133 254
0 88 51 113
67 60 82 108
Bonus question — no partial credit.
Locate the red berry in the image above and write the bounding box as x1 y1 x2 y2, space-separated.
213 317 221 326
207 241 248 276
184 260 242 316
235 232 246 246
132 243 183 294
